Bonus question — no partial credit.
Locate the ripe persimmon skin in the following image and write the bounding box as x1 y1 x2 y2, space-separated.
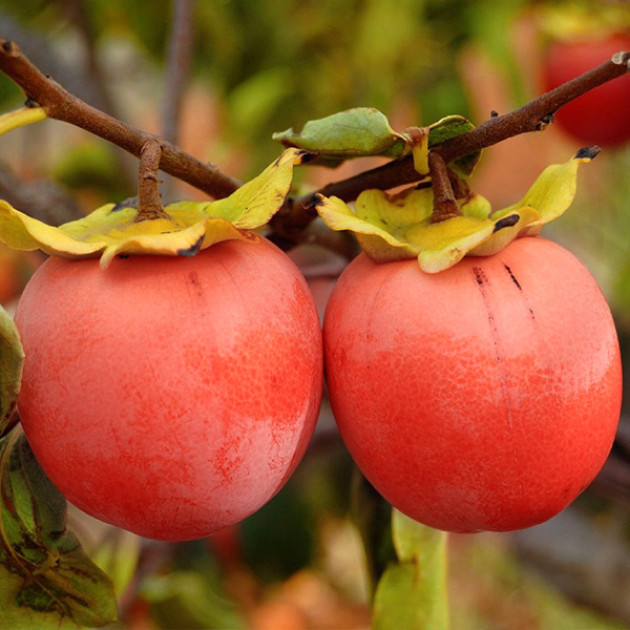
16 236 323 541
324 237 622 533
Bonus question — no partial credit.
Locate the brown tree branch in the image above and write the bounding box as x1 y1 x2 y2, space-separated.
438 51 630 163
0 39 240 200
301 52 630 205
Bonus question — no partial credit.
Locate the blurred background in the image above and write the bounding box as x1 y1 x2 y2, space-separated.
0 0 629 628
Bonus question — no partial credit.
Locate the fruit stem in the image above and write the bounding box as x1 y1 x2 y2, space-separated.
428 151 460 223
136 139 169 222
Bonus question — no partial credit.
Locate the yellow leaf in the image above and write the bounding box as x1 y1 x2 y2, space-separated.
470 208 542 258
169 147 310 228
315 151 593 273
410 216 495 273
315 194 417 261
0 149 306 267
0 200 102 256
493 148 595 228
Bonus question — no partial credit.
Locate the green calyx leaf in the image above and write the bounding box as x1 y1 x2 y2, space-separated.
0 148 308 268
274 108 479 175
372 510 449 630
316 149 595 273
0 430 118 628
0 306 23 438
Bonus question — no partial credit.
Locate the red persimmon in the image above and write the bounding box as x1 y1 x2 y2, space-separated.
323 237 622 532
15 235 323 541
542 33 630 147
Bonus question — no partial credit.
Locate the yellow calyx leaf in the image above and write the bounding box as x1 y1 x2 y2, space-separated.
0 148 308 268
316 149 594 273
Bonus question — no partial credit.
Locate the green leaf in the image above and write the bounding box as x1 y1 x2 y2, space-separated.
170 146 309 228
0 148 308 268
373 510 449 630
0 431 118 628
0 306 23 437
273 107 410 165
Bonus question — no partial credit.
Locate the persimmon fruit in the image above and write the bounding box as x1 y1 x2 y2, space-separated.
323 236 622 532
542 33 630 147
15 235 323 541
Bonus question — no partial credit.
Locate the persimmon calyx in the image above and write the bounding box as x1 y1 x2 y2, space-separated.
0 148 309 268
315 148 598 273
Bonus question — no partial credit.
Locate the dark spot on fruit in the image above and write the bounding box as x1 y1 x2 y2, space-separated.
504 264 535 319
493 214 519 232
187 271 203 297
117 254 130 259
177 235 204 257
503 264 522 291
473 266 516 426
473 266 486 287
2 41 13 53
